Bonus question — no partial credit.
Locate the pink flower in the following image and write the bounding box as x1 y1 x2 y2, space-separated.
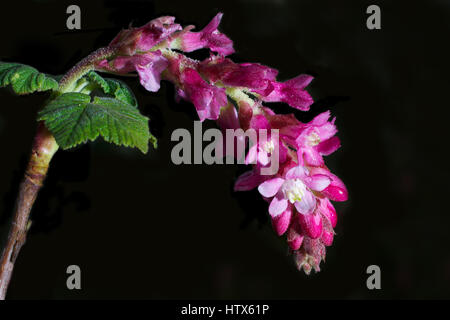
245 131 287 167
199 57 277 90
179 68 228 121
180 13 234 56
96 51 168 92
310 166 348 202
285 191 337 245
257 74 314 111
109 16 182 55
280 111 340 166
257 165 330 218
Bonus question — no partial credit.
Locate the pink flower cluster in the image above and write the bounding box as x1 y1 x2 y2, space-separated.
96 13 348 274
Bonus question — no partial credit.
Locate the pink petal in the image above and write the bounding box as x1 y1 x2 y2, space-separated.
322 173 348 202
319 198 337 228
109 16 181 55
258 178 285 198
285 74 314 90
298 212 323 239
223 63 278 90
285 166 308 180
287 226 304 250
301 148 324 167
310 111 330 126
249 114 270 130
294 191 316 215
245 145 258 165
258 150 270 166
271 207 292 236
323 185 348 202
307 174 331 192
268 195 288 218
308 168 348 202
136 52 169 92
180 13 234 56
316 122 337 141
181 68 227 121
317 136 340 156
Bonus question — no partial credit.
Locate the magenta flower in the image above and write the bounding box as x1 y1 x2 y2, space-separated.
179 13 234 56
297 111 340 165
97 51 168 92
284 190 336 245
277 111 340 166
199 56 277 91
245 132 287 167
178 68 228 121
257 74 314 111
310 166 348 202
257 165 330 218
109 16 182 55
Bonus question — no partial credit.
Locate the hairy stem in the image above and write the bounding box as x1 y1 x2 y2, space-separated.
0 123 58 299
58 46 116 93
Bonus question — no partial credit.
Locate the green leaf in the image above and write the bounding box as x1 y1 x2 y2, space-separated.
85 71 137 107
0 62 58 94
38 92 153 153
86 71 109 93
105 78 138 107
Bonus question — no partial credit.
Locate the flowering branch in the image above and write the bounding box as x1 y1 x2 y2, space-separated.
0 12 347 299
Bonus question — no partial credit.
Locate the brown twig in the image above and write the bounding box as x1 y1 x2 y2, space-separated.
0 123 58 299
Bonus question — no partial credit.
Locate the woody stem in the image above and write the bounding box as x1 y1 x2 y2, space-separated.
0 123 58 299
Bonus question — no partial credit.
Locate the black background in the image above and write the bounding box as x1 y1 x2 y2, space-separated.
0 0 448 299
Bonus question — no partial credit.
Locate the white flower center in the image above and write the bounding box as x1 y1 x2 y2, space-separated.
282 179 307 203
262 140 275 154
307 132 321 146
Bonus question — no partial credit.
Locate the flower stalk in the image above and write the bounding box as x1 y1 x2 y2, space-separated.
58 46 116 93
